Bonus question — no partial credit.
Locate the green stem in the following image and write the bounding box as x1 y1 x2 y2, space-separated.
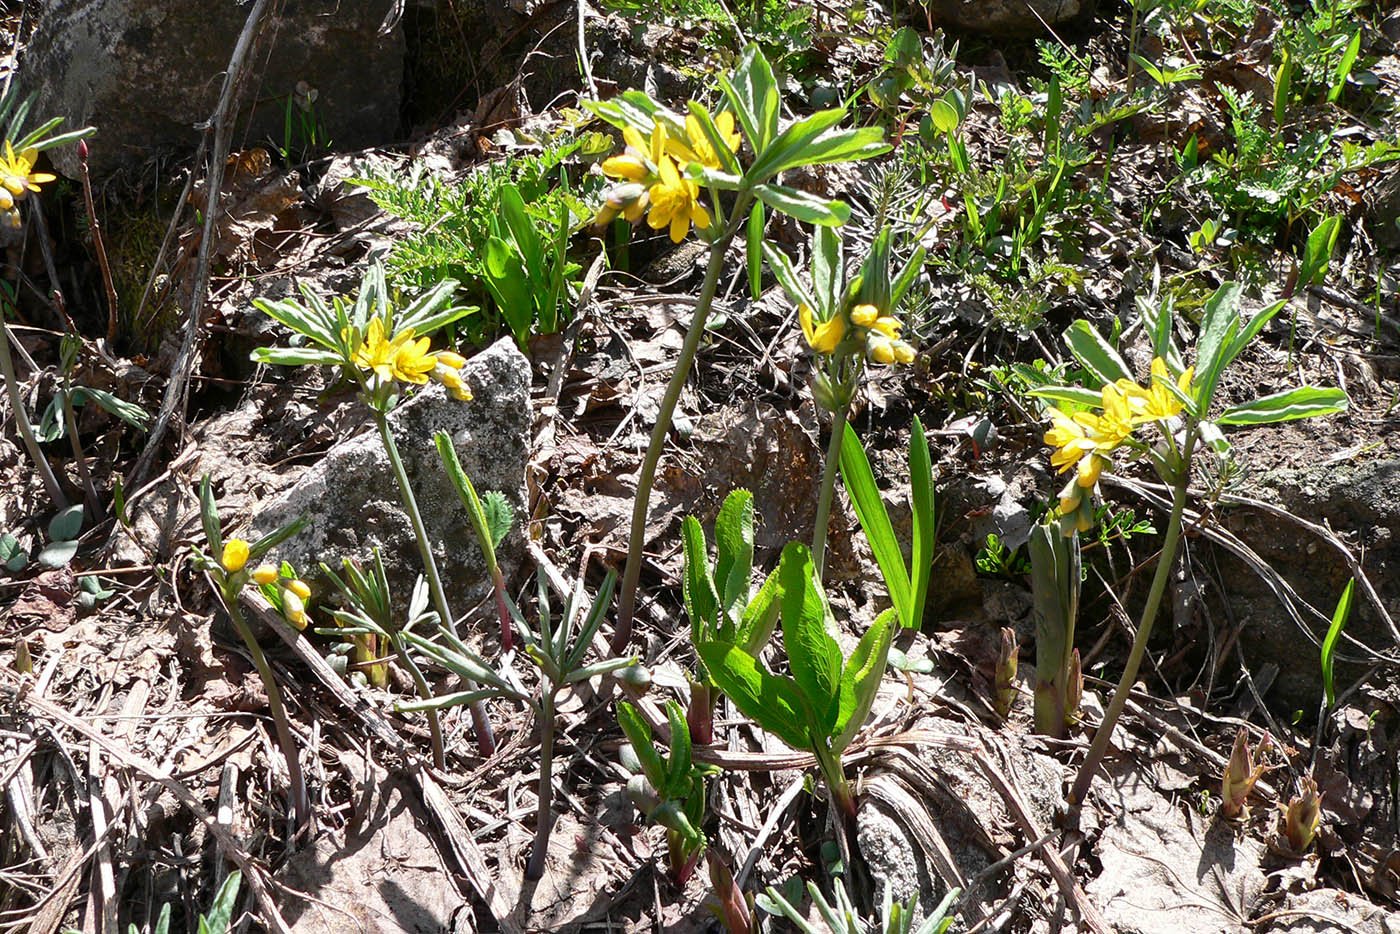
525 691 557 881
0 319 68 509
1068 432 1194 806
227 599 310 830
374 412 497 757
613 198 752 654
391 630 446 771
814 740 856 820
61 382 100 520
811 395 852 582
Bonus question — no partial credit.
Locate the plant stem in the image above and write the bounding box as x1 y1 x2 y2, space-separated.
613 201 751 653
390 631 446 771
374 412 497 757
79 147 120 343
1068 438 1194 806
525 691 557 881
0 318 68 509
61 383 101 520
227 601 310 830
810 396 852 581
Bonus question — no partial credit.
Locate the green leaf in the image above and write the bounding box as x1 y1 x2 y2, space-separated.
1329 30 1361 103
891 245 926 310
1063 320 1130 385
252 296 339 351
37 539 78 569
720 45 780 151
778 543 841 730
1320 579 1355 708
681 515 720 646
48 504 84 542
1194 282 1245 410
697 642 810 750
751 120 890 180
907 417 936 631
713 490 755 626
1299 215 1341 287
74 386 151 430
482 491 514 549
1 533 27 572
198 870 241 934
746 203 765 300
840 423 911 622
832 609 895 752
761 241 818 311
753 183 850 226
199 474 222 555
1215 386 1349 425
929 98 960 134
1026 385 1105 409
736 567 780 653
251 346 344 367
812 225 842 316
1222 298 1287 370
664 700 693 796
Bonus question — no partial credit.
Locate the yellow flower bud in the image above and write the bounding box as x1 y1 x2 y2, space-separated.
435 350 466 370
892 341 916 365
871 316 903 339
450 385 473 401
281 590 308 630
0 189 12 211
285 578 311 601
849 303 879 327
251 564 279 585
220 539 249 573
867 334 896 364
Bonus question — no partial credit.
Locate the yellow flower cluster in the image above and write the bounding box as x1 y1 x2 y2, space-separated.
597 114 740 243
800 302 916 365
219 539 312 630
0 141 55 230
349 319 472 400
1043 357 1194 532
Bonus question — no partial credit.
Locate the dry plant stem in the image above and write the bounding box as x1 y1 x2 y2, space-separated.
524 691 557 881
0 319 67 508
373 412 497 757
810 396 852 580
1068 449 1192 807
614 201 750 652
78 150 119 343
225 601 310 830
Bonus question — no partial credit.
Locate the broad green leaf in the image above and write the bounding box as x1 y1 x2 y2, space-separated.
1321 579 1355 708
1194 282 1245 409
199 474 222 555
753 183 850 226
929 98 959 134
746 108 848 180
1299 216 1341 286
394 277 463 336
247 512 308 561
720 45 779 151
1221 298 1286 380
697 641 810 750
713 489 755 625
685 164 744 191
812 225 842 316
778 543 841 730
252 296 339 351
891 245 927 310
840 423 911 621
482 491 514 550
664 700 693 796
1063 320 1130 385
617 701 667 788
1026 385 1104 409
48 504 84 542
907 417 936 631
754 124 891 179
1215 386 1349 425
74 386 150 430
832 609 895 752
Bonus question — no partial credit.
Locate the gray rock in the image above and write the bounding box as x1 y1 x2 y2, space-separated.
250 338 530 620
1366 171 1400 252
1222 457 1399 709
916 0 1095 36
19 0 404 180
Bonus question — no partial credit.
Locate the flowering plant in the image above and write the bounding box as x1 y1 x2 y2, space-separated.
1029 282 1348 805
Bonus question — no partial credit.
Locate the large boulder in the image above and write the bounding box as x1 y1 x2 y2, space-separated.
19 0 404 180
250 338 530 622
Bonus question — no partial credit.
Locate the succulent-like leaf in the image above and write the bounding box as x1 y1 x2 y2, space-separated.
831 609 895 753
697 641 810 750
778 544 841 731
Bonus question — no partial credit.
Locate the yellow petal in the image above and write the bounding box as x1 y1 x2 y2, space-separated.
220 539 249 573
669 211 688 243
850 304 879 327
689 200 711 230
622 126 648 152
